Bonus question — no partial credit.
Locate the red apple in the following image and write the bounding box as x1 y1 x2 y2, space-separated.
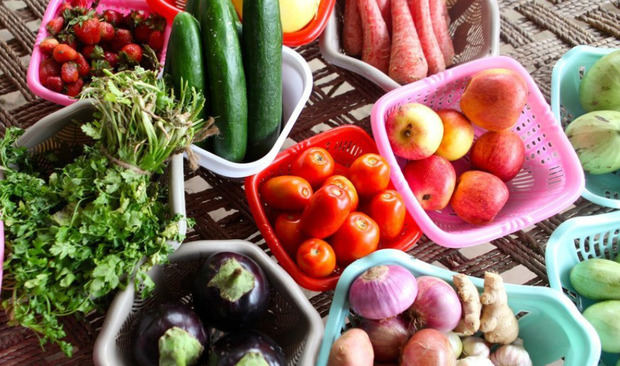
403 155 456 210
450 170 509 225
470 130 525 181
386 103 444 160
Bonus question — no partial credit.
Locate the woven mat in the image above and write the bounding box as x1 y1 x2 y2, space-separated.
0 0 619 364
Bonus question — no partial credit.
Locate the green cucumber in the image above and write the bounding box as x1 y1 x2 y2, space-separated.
570 258 620 300
199 0 247 162
185 0 200 16
242 0 282 159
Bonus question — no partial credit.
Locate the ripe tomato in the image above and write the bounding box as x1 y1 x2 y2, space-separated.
323 175 359 210
261 175 313 211
331 212 380 265
300 184 352 238
296 239 336 278
275 213 305 256
291 147 335 187
368 190 406 241
348 153 391 196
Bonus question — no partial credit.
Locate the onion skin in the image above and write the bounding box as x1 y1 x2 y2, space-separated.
357 316 411 362
349 265 418 320
408 276 462 332
401 328 456 366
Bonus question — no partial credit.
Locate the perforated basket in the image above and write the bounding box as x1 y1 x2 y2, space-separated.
316 249 601 366
551 45 620 209
546 210 620 366
93 240 324 366
319 0 500 91
371 56 585 248
245 125 422 292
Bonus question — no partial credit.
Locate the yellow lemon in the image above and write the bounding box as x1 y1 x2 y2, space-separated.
231 0 320 33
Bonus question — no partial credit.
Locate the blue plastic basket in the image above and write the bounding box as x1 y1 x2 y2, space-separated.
317 249 600 366
550 45 620 209
546 210 620 366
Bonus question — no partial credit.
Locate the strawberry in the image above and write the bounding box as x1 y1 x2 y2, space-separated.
75 53 90 76
44 76 63 92
39 37 59 54
112 29 132 51
52 44 78 62
39 58 61 83
120 43 142 64
58 2 72 14
151 15 167 31
147 30 164 51
99 21 115 41
65 78 84 97
46 17 64 35
104 51 119 68
128 10 148 27
61 62 79 83
82 44 104 59
73 17 101 45
70 0 88 7
134 23 151 43
102 9 122 26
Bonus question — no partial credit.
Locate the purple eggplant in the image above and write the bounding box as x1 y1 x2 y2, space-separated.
133 303 208 366
208 330 285 366
192 252 269 331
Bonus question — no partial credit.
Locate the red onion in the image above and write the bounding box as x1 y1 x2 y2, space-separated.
401 328 456 366
349 265 418 320
357 316 411 362
407 276 461 332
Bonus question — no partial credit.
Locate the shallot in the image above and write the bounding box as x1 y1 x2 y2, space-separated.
407 276 462 332
357 316 411 362
401 328 456 366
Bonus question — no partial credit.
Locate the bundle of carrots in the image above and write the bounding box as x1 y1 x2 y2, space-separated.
342 0 454 84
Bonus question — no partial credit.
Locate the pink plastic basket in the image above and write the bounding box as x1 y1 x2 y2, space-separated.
27 0 171 106
371 56 585 248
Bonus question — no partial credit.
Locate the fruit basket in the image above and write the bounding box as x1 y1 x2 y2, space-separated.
245 125 422 291
27 0 172 106
145 0 336 47
319 0 500 91
316 249 600 366
546 210 620 366
550 45 620 209
93 240 324 366
371 55 585 248
189 46 313 178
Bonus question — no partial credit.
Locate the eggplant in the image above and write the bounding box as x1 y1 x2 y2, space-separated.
192 252 269 331
133 303 209 366
209 330 285 366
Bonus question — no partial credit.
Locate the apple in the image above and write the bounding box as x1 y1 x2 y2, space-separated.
450 170 509 225
386 103 444 160
403 155 456 210
435 109 475 161
470 130 525 181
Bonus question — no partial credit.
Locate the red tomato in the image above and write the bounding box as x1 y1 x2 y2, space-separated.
331 212 380 265
368 190 406 241
300 184 352 239
296 239 336 278
348 153 391 196
323 175 359 210
275 213 305 256
261 175 313 210
291 147 335 187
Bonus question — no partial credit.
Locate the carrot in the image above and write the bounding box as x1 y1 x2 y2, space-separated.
408 0 445 75
358 0 391 73
343 0 363 56
376 0 392 34
429 0 455 66
388 0 428 84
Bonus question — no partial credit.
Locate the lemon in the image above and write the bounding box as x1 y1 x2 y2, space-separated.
231 0 320 33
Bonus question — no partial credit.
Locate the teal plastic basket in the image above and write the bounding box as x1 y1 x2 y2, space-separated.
317 249 600 366
546 210 620 366
551 45 620 209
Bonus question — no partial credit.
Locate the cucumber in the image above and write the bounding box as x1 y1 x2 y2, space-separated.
570 258 620 300
185 0 200 16
199 0 247 162
242 0 282 159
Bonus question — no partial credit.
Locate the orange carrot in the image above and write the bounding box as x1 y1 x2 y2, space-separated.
408 0 445 74
376 0 392 34
343 0 363 56
429 0 455 66
358 0 391 73
389 0 428 83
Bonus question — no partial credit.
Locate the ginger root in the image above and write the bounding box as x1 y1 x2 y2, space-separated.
479 272 519 344
453 274 482 336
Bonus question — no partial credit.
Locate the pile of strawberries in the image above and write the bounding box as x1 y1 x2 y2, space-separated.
38 0 166 97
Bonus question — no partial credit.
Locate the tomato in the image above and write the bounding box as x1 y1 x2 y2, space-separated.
368 190 406 241
300 184 352 239
260 175 313 210
323 175 359 210
348 153 391 196
275 213 305 256
296 238 336 278
331 212 380 265
291 147 335 187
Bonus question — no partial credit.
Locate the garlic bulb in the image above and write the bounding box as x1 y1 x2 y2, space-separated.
457 356 495 366
490 343 532 366
447 332 463 358
462 336 490 358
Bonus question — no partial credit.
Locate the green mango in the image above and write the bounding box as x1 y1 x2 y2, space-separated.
570 258 620 300
580 50 620 112
583 300 620 353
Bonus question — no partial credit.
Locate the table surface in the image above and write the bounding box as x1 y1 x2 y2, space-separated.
0 0 619 364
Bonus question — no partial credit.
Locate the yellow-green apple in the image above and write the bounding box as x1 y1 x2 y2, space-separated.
450 170 509 225
460 68 528 131
435 109 475 161
471 130 525 181
386 103 444 160
403 155 456 210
